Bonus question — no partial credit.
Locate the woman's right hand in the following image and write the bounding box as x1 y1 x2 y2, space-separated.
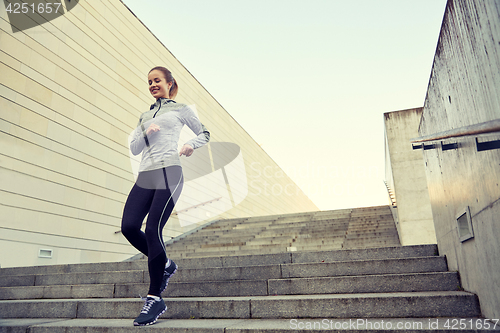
146 123 160 136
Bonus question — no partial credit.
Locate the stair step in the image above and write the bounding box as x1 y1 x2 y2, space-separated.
191 228 264 236
0 261 147 277
268 272 459 296
166 244 432 260
273 216 313 223
285 244 344 252
246 238 344 246
256 226 349 234
343 240 401 247
169 249 312 258
2 317 497 332
281 256 447 278
122 272 459 298
118 280 269 298
343 242 401 249
290 245 435 263
312 214 351 220
0 291 481 319
0 271 144 287
0 284 116 300
173 233 256 240
346 224 399 230
170 252 294 265
233 222 273 229
0 267 456 300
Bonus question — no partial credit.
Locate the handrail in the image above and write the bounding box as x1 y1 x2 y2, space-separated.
410 119 500 144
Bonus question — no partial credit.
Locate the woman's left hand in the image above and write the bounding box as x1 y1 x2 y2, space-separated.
179 144 194 157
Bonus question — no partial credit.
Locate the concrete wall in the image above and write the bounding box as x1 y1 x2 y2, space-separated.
418 0 500 319
0 0 318 268
384 108 436 245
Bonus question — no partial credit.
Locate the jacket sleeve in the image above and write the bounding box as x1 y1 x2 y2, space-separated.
181 106 210 149
129 118 148 156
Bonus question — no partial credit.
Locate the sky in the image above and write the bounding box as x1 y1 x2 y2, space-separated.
121 0 447 211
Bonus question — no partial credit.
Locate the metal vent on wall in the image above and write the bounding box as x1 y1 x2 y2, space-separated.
456 207 474 243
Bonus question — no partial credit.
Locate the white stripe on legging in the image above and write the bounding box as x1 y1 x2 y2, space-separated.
157 172 184 256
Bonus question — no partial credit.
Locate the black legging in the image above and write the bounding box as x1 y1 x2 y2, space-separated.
121 166 183 296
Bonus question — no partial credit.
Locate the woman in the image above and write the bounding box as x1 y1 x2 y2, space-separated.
121 66 210 326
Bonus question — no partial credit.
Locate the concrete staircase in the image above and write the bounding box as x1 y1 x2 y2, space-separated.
162 205 401 258
0 205 494 332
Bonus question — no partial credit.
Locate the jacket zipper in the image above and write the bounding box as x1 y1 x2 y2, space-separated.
153 99 175 118
153 102 161 118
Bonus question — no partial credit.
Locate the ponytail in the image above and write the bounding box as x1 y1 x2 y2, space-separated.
169 77 178 100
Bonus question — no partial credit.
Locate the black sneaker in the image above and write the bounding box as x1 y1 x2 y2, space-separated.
133 296 167 326
160 260 177 294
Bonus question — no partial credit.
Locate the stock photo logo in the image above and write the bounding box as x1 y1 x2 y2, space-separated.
3 0 79 33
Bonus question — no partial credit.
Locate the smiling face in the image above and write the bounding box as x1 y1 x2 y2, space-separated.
148 70 172 99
